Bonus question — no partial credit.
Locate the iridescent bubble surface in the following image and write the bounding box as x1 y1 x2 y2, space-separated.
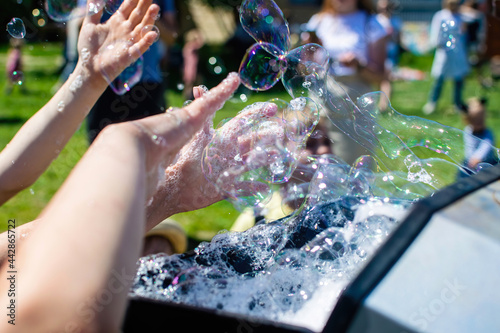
240 0 290 53
45 0 107 22
202 98 319 210
239 42 286 91
6 18 26 39
108 56 143 95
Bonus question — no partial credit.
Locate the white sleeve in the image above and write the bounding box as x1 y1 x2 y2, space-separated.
429 11 442 48
306 14 320 32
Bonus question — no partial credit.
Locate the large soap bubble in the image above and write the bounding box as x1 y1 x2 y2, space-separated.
45 0 107 22
202 98 319 210
237 0 500 199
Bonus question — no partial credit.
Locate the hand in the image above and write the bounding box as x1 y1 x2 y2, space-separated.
77 0 160 87
145 85 280 229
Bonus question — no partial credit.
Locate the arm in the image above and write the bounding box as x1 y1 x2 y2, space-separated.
0 0 160 206
0 74 240 332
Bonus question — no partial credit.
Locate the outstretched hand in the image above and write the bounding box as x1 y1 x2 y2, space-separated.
77 0 160 87
145 85 281 230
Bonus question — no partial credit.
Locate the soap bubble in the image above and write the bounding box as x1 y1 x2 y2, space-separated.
6 18 26 39
239 0 290 54
202 98 319 210
239 42 286 91
45 0 106 22
99 40 144 95
141 24 160 43
107 56 143 95
105 0 123 15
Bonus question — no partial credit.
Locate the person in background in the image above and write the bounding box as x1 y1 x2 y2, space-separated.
376 0 403 109
422 0 470 115
460 0 487 66
463 97 497 170
182 29 205 101
5 38 25 95
86 0 178 143
304 0 387 165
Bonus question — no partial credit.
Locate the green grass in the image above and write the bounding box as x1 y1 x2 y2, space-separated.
0 43 499 239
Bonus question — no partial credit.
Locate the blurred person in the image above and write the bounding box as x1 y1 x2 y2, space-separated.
422 0 470 115
4 38 25 95
460 0 487 66
463 97 497 169
304 0 387 165
0 73 241 332
376 0 403 109
182 29 205 100
86 0 178 143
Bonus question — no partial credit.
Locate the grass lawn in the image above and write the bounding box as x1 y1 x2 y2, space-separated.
0 42 499 239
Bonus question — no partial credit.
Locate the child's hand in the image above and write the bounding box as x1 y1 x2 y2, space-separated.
77 0 160 88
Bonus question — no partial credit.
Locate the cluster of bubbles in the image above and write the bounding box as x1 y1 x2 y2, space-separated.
132 155 413 330
202 97 319 210
132 0 500 328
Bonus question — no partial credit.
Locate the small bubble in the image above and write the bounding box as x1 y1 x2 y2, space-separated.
141 25 160 43
302 81 311 89
177 83 184 90
11 71 24 85
183 100 193 107
6 18 26 39
30 188 34 195
69 74 83 92
240 94 248 102
57 101 65 112
80 48 91 63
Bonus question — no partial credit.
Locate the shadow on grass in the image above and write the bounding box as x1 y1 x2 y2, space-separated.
0 116 25 124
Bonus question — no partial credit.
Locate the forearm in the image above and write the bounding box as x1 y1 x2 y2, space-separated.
0 61 108 204
0 126 147 331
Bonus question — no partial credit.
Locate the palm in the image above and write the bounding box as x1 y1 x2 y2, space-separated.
76 0 159 84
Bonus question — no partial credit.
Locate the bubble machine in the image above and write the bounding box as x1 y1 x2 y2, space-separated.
122 164 500 333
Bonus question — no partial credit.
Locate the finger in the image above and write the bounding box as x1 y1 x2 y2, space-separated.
133 3 160 35
184 72 240 125
193 86 205 99
128 0 154 27
84 0 104 25
136 73 240 153
129 31 158 58
119 0 141 19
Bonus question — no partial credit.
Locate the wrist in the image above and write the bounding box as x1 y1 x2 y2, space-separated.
72 61 109 93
